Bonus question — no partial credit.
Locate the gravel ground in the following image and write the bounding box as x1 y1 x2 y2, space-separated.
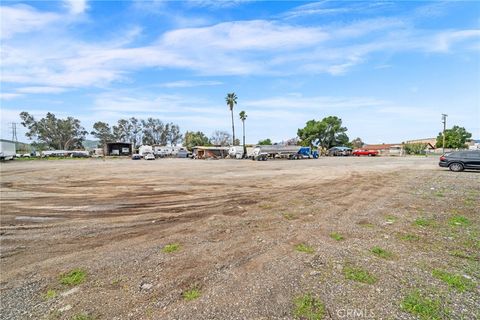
0 157 479 319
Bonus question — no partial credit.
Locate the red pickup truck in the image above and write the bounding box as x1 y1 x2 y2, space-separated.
352 149 379 156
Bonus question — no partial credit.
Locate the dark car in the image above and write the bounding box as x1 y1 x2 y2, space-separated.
439 150 480 172
131 154 142 160
328 146 352 156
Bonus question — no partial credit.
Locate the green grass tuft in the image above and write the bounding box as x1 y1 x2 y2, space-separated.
293 293 324 320
400 234 420 241
448 215 471 227
371 247 393 259
432 269 475 292
343 266 377 284
329 232 344 241
183 288 201 301
401 291 447 320
385 216 397 223
59 269 86 286
283 212 295 220
44 289 57 299
413 218 433 227
295 243 315 254
162 243 181 253
72 313 95 320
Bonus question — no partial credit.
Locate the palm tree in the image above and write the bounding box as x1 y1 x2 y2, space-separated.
239 110 247 158
225 92 237 145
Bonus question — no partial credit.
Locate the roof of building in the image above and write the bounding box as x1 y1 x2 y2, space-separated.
363 144 400 150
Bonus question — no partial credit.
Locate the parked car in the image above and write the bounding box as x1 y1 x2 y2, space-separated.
144 153 155 160
352 149 379 156
439 150 480 172
132 154 142 160
22 153 31 158
328 146 352 156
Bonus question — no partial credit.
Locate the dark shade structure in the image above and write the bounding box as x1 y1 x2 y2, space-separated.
104 142 132 156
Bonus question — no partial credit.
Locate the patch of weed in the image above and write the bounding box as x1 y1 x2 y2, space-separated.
401 291 447 320
44 289 57 299
432 269 475 292
72 313 95 320
295 243 315 254
162 243 181 253
400 234 420 241
434 191 445 198
449 250 474 260
386 215 397 224
283 212 295 220
413 218 433 227
59 269 86 286
371 247 393 259
448 215 471 227
330 232 344 241
183 288 201 301
259 203 273 210
343 266 377 284
293 293 324 320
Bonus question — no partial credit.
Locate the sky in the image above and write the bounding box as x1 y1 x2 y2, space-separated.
1 0 479 145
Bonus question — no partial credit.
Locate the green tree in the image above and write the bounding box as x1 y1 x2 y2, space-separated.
350 137 364 149
20 112 87 150
239 111 247 158
141 118 164 145
225 92 237 145
258 138 272 145
297 116 349 150
184 131 211 151
404 143 427 155
436 126 472 149
91 122 114 148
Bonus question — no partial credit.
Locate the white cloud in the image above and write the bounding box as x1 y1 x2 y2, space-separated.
0 4 60 39
63 0 88 15
16 86 67 94
158 80 223 88
0 93 23 100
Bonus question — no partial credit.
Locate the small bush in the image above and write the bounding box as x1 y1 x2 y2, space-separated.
293 293 324 320
44 289 57 299
448 215 470 227
413 218 433 227
60 269 86 286
401 234 420 241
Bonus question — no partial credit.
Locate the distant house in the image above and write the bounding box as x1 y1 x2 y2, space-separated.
363 143 403 156
404 138 437 150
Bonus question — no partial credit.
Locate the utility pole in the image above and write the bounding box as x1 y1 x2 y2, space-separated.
11 122 18 142
441 114 447 154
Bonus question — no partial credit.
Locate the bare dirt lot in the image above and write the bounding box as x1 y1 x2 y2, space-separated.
1 157 479 320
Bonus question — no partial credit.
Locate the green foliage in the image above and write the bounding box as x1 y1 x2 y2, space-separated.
371 247 393 259
295 243 315 254
404 143 427 155
343 266 377 284
90 122 114 147
226 92 238 145
448 215 471 227
162 243 181 253
401 291 448 319
60 269 86 286
414 218 433 227
44 289 57 299
183 288 201 301
293 293 325 320
72 313 95 320
183 131 211 151
140 118 182 146
330 232 344 241
297 116 349 149
435 125 472 149
401 234 420 242
258 138 272 145
350 137 364 149
432 269 475 291
20 112 87 150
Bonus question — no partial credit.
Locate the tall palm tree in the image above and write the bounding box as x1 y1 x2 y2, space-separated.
225 92 237 145
239 110 247 158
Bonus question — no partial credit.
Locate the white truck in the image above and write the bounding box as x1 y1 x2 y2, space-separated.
251 145 305 161
138 145 154 157
0 140 16 161
228 146 254 159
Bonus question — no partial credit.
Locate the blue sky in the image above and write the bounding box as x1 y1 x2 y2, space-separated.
1 0 479 144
